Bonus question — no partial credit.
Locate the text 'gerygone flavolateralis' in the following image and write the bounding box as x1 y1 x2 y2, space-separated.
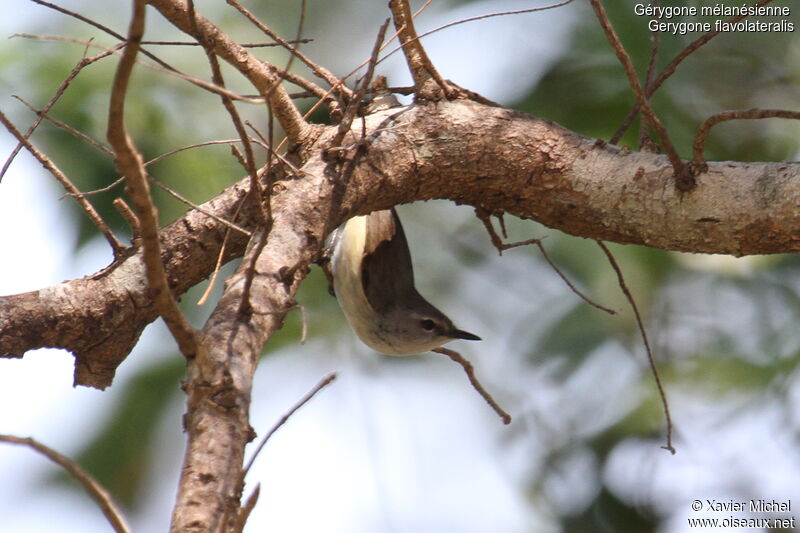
331 208 480 355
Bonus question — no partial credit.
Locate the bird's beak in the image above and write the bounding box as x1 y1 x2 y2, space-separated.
450 329 481 341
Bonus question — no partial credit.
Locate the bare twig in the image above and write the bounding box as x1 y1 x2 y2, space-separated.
476 210 616 315
286 0 308 76
199 43 264 221
0 46 119 182
242 373 338 476
611 0 775 144
64 177 124 198
145 0 312 142
106 0 199 357
13 95 115 157
433 347 511 424
232 484 261 533
640 0 661 149
113 197 140 239
225 0 349 108
331 19 390 149
596 241 674 454
588 0 689 190
0 110 126 256
141 39 313 47
27 0 317 104
148 175 252 238
197 194 249 306
373 0 575 87
27 0 209 84
388 0 452 98
0 434 131 533
414 0 575 43
692 108 800 169
12 34 267 104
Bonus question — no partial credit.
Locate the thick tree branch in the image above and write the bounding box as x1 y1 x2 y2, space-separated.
2 100 800 388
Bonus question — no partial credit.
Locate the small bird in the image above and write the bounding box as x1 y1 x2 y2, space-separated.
331 208 481 355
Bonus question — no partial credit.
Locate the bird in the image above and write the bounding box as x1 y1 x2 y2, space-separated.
330 207 481 355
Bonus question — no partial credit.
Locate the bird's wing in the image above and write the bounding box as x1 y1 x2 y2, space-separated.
361 208 416 313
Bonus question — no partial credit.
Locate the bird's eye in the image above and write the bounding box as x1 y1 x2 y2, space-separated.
420 319 435 332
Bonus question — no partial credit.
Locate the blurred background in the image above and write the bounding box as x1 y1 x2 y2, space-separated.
2 1 800 531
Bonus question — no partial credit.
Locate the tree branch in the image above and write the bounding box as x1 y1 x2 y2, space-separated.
389 0 452 99
146 0 312 144
0 435 131 533
3 100 800 388
107 0 200 358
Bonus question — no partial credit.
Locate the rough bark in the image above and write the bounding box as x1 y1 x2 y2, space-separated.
2 99 799 388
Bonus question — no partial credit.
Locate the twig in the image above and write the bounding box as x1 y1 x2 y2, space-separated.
433 347 511 424
200 45 263 219
12 94 115 157
64 177 124 198
242 373 338 476
596 241 674 454
197 195 249 306
140 39 313 47
639 0 661 149
244 121 305 174
692 108 800 170
476 209 616 315
331 19 390 149
287 0 308 76
148 175 251 237
12 34 266 104
225 0 349 108
27 0 213 86
113 197 140 239
414 0 575 43
373 0 575 85
232 484 261 533
0 110 126 257
388 0 452 98
27 0 318 104
611 0 775 144
107 0 199 357
0 46 119 182
0 434 131 533
147 138 266 166
588 0 689 191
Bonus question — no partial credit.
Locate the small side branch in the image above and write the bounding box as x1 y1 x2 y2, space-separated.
106 0 199 357
330 19 390 149
596 241 674 454
148 0 310 144
0 45 119 183
433 347 511 424
0 111 126 257
611 0 775 144
388 0 452 99
692 108 800 171
242 373 337 476
0 434 131 533
476 209 616 315
226 0 351 108
588 0 690 191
